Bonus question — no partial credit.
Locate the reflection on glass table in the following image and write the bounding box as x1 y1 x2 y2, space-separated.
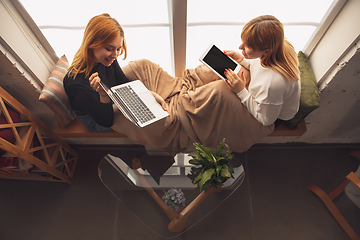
98 147 245 238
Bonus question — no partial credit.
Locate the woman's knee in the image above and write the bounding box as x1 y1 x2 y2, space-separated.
134 59 159 69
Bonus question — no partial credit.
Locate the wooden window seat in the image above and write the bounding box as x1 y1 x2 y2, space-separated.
56 118 127 138
56 118 307 139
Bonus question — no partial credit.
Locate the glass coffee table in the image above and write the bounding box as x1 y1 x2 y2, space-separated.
98 147 245 238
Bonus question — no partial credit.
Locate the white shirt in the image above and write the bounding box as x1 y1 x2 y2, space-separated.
237 58 301 126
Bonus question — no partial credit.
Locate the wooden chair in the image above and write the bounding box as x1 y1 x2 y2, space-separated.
307 150 360 240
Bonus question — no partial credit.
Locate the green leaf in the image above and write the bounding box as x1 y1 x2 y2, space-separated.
228 166 234 175
193 142 213 162
189 159 203 166
193 172 202 184
203 183 210 192
193 168 206 184
211 154 217 163
216 156 226 165
223 143 233 163
198 168 215 191
213 153 224 163
215 138 226 157
191 167 202 173
220 165 232 178
188 151 204 162
214 178 223 186
216 165 222 176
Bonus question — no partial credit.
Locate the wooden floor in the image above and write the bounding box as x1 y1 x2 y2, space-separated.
0 144 359 240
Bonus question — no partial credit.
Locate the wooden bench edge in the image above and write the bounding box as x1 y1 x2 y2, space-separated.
56 118 128 138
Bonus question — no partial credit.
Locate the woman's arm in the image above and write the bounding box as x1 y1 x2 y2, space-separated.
68 83 115 127
225 64 286 126
113 59 130 84
224 50 250 70
224 50 243 63
236 89 282 126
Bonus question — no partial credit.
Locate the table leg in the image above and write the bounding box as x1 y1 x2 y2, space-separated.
132 158 222 233
168 187 216 232
132 158 180 220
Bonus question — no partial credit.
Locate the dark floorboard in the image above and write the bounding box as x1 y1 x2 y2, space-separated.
1 144 359 240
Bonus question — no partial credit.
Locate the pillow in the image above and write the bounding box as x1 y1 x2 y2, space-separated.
284 51 320 129
39 55 76 126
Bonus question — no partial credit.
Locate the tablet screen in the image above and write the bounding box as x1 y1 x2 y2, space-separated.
202 45 239 79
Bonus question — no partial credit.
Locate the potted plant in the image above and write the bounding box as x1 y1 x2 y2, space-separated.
188 138 234 192
162 188 186 212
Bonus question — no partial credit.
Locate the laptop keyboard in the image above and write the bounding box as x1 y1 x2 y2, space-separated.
114 86 156 124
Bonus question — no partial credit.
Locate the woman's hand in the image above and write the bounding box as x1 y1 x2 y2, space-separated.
89 72 110 102
89 72 107 95
224 50 244 63
150 91 169 114
225 69 246 94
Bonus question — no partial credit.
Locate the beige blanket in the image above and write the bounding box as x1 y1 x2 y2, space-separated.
112 59 274 152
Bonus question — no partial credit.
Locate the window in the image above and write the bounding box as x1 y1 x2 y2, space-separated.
18 0 172 73
18 0 339 76
186 0 335 68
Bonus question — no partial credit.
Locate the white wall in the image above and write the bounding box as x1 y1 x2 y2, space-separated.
260 0 360 144
310 0 360 89
261 48 360 144
0 0 55 87
0 0 57 128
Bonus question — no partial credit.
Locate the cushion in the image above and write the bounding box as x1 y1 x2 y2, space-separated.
284 51 320 129
39 55 76 126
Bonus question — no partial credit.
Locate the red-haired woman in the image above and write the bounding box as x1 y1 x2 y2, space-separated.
64 14 130 132
224 15 301 127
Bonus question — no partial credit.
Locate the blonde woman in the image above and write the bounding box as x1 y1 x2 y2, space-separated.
224 15 301 126
63 13 129 132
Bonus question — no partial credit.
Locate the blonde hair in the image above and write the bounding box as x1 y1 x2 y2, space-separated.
67 13 127 79
241 15 299 81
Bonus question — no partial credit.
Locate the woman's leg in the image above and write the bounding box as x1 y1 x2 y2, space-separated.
76 114 113 132
123 59 182 100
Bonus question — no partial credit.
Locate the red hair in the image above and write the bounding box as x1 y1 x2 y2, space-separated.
68 13 127 78
241 15 299 81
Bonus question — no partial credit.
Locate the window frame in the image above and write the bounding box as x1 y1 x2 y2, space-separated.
9 0 347 77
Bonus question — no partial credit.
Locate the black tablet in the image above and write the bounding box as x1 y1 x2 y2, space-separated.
199 44 241 80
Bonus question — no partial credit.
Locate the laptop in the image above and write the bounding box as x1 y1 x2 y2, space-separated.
199 43 241 80
99 80 169 128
